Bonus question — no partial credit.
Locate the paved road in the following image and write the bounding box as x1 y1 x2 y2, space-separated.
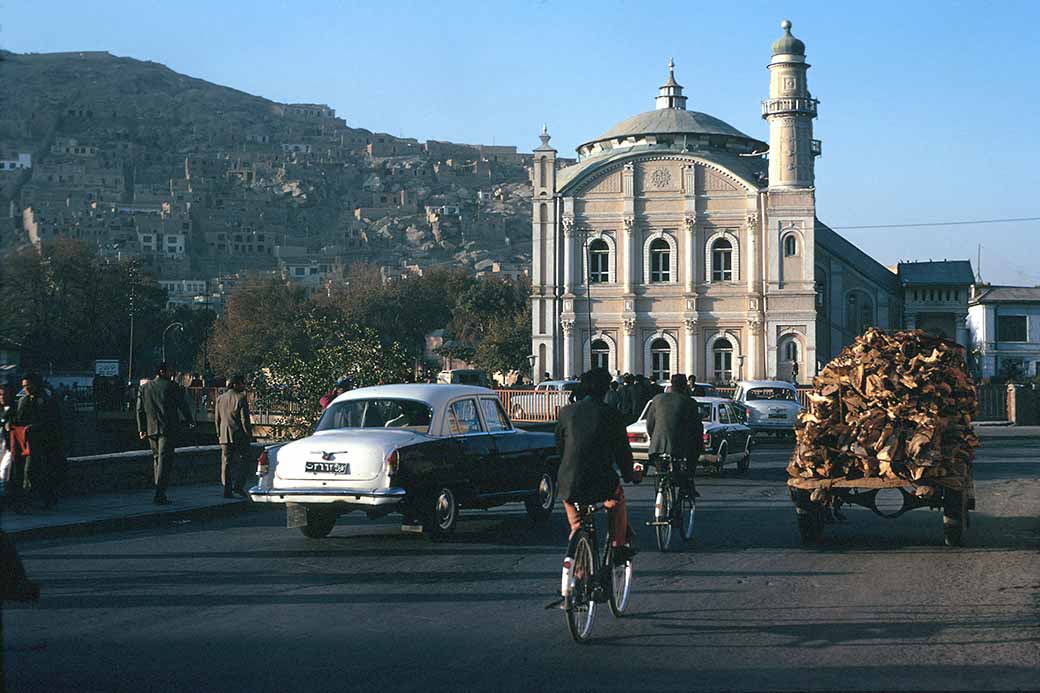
5 441 1039 692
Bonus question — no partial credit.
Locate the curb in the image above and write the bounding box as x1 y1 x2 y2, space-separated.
3 498 261 541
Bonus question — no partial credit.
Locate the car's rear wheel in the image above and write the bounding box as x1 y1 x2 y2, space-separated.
300 509 336 539
424 487 458 542
525 472 557 523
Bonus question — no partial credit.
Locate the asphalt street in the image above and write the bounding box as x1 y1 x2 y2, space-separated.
4 440 1039 692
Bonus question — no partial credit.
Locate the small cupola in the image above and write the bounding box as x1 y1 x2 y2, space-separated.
772 19 806 57
655 58 688 111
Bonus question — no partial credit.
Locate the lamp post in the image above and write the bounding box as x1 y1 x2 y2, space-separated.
526 354 537 387
162 322 184 363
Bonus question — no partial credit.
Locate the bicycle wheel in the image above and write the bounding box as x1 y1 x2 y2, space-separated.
606 544 633 617
677 488 696 544
565 531 597 643
655 480 675 552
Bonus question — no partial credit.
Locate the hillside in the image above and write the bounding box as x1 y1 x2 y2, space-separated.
0 50 533 289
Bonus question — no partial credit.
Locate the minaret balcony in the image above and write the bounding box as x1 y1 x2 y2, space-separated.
760 97 818 118
811 139 822 157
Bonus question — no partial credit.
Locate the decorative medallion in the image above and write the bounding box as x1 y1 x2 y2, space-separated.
649 168 672 189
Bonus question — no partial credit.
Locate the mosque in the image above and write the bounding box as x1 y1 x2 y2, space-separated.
530 20 972 384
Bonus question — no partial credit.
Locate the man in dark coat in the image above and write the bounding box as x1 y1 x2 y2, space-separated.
555 368 636 560
137 363 195 504
646 373 704 492
214 374 253 499
617 373 636 423
632 375 653 420
12 373 64 508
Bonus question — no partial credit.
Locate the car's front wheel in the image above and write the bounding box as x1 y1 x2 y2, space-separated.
300 508 337 539
424 487 459 541
525 472 557 523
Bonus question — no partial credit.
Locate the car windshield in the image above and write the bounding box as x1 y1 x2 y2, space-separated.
316 398 433 433
746 387 796 401
698 403 712 421
691 385 716 397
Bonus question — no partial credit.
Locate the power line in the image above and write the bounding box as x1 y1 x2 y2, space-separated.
832 216 1040 231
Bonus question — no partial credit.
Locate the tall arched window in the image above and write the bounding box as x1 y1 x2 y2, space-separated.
712 239 733 281
712 338 733 384
588 239 609 283
590 339 610 370
650 338 672 382
784 340 799 363
649 238 671 283
538 157 547 188
783 234 798 257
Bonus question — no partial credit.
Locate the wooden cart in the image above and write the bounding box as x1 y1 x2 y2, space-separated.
787 471 975 547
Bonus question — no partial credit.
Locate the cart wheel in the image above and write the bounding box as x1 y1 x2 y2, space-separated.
942 489 966 547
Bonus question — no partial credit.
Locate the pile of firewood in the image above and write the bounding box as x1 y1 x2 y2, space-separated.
788 329 978 489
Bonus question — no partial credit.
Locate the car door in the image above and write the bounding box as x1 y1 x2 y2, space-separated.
716 402 734 451
445 397 495 501
726 403 749 454
479 396 529 494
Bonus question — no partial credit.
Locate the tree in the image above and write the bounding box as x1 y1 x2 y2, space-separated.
472 305 533 378
208 277 309 377
252 308 413 438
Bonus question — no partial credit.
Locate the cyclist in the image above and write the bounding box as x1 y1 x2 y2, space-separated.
646 373 704 494
555 367 637 562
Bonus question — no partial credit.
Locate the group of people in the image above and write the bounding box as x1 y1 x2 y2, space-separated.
1 373 66 510
554 368 704 562
135 362 254 504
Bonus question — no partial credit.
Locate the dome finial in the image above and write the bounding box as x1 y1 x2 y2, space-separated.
772 18 805 56
538 124 551 147
668 56 675 74
781 19 792 32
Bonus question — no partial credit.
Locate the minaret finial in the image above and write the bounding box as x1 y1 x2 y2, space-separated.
781 19 792 33
538 124 551 148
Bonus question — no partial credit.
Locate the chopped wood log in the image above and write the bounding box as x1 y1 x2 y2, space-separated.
788 329 977 489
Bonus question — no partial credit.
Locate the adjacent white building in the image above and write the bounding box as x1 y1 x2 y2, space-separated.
968 286 1040 380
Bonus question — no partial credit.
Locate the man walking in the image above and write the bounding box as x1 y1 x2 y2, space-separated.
215 374 253 499
646 373 704 495
136 363 195 505
12 374 64 508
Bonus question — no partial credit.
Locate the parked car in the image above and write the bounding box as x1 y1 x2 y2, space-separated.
507 379 579 421
249 384 559 540
436 369 490 388
625 396 753 474
689 382 720 397
732 380 803 436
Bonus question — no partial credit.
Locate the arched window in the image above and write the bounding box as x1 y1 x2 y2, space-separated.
588 239 609 283
784 340 799 362
712 338 733 384
538 157 547 188
649 238 671 283
711 239 733 281
590 339 610 370
650 338 672 382
783 234 798 257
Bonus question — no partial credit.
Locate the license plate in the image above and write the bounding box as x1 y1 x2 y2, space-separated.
768 409 786 419
305 461 350 474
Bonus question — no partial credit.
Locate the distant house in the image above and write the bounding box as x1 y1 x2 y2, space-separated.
897 260 976 348
968 285 1040 380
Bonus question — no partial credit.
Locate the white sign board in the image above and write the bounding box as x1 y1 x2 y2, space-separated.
95 360 120 377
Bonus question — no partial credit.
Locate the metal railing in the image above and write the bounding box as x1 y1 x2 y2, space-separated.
495 389 573 423
976 384 1008 422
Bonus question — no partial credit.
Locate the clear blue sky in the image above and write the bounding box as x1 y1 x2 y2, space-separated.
4 0 1038 284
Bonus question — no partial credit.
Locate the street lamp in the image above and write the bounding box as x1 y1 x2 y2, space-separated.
526 354 537 386
162 322 184 363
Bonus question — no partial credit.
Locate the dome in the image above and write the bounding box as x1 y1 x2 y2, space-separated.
583 108 754 148
772 19 805 56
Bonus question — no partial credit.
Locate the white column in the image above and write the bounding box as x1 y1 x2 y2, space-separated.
561 322 575 379
623 217 635 294
562 218 573 294
623 320 636 374
746 320 760 380
684 216 696 293
683 319 697 378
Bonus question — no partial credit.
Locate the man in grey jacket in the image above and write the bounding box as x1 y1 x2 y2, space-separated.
214 374 253 498
646 373 704 492
137 363 195 504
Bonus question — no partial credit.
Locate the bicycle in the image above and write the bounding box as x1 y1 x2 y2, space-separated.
559 503 633 643
647 453 697 552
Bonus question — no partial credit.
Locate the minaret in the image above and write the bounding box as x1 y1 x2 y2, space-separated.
762 20 818 189
531 124 558 380
655 58 687 111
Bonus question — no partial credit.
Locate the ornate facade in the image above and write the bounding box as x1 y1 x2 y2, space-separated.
531 21 905 384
